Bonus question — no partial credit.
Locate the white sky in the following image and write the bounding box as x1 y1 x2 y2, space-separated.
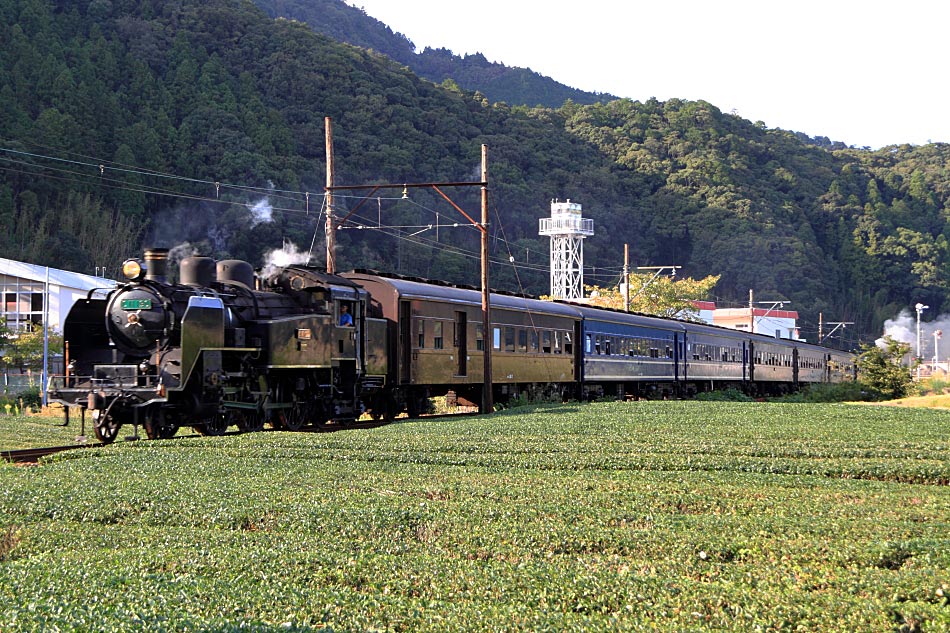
349 0 948 149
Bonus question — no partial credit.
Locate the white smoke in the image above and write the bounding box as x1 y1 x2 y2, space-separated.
248 197 273 225
168 242 199 267
880 308 950 364
260 241 312 279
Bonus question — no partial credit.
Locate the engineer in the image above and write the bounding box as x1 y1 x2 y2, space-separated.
339 303 353 327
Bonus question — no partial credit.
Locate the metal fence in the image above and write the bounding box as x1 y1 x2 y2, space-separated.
2 372 41 396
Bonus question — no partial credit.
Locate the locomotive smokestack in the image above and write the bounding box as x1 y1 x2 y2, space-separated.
180 256 216 287
144 248 169 283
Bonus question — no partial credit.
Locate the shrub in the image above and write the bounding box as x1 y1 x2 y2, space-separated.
776 382 880 403
694 388 754 402
857 336 913 399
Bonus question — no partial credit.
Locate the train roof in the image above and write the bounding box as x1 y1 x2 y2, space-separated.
344 270 582 319
344 270 855 357
566 303 688 332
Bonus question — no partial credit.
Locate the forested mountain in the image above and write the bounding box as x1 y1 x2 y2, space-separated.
1 0 948 345
252 0 615 108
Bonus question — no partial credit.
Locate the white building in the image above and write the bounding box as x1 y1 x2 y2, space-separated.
0 258 115 334
691 301 802 340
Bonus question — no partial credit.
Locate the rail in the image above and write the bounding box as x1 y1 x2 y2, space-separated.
1 444 91 464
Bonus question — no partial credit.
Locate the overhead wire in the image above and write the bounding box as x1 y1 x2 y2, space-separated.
1 140 672 297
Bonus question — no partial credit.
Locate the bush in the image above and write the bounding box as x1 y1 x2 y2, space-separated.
16 386 42 411
694 388 754 402
857 336 913 399
1 387 42 413
911 376 950 397
774 382 879 403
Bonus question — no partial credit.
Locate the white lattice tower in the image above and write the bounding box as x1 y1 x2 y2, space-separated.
539 199 594 299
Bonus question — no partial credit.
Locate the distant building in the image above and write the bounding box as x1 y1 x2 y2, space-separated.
691 300 802 340
691 300 716 324
0 258 115 334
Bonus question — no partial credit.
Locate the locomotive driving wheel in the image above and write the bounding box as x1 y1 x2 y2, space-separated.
271 381 311 431
196 411 230 436
234 409 265 433
144 407 179 440
92 409 120 444
277 400 310 431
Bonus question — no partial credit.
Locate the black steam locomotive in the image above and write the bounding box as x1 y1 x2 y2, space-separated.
47 249 855 443
48 249 388 442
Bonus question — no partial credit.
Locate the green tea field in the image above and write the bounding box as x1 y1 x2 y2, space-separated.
1 401 948 631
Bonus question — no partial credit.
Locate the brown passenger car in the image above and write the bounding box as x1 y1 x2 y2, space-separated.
344 271 582 414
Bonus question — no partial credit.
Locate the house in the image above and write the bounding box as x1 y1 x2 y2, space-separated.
691 300 802 340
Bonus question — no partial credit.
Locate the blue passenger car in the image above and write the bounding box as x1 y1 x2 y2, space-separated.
574 306 684 399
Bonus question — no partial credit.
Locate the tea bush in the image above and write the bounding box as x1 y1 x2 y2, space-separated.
0 401 947 630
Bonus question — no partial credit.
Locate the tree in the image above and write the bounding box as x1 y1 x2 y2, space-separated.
857 336 912 400
584 272 720 318
0 326 63 374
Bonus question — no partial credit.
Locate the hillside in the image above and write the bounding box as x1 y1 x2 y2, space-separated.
252 0 615 108
1 0 949 344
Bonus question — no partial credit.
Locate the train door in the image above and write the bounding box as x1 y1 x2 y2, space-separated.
455 311 467 377
743 341 749 382
399 301 412 383
573 320 583 397
674 332 681 381
747 341 755 382
792 347 800 387
681 333 688 383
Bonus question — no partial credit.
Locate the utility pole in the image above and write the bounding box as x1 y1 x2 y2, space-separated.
325 117 336 274
916 303 928 379
623 244 630 312
324 142 491 413
480 144 492 414
749 289 754 333
934 330 942 372
818 312 823 343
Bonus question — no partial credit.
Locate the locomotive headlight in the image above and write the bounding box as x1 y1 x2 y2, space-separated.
122 259 145 281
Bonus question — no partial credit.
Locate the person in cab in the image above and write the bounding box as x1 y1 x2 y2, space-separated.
339 303 354 327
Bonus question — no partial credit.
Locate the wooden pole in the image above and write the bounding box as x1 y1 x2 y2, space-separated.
325 117 336 274
481 144 493 414
623 243 630 312
749 288 754 333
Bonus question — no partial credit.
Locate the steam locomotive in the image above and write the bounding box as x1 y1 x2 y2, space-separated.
47 249 856 443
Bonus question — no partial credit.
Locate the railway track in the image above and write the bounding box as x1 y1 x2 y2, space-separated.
1 411 476 464
1 444 92 464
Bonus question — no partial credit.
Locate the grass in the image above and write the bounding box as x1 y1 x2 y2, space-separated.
0 407 88 450
0 401 947 630
869 392 950 409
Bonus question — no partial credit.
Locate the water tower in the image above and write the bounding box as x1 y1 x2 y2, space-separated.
539 199 594 299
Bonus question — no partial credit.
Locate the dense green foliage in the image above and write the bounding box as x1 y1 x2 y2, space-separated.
584 270 721 317
858 336 914 399
252 0 614 108
0 401 947 629
1 0 949 343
